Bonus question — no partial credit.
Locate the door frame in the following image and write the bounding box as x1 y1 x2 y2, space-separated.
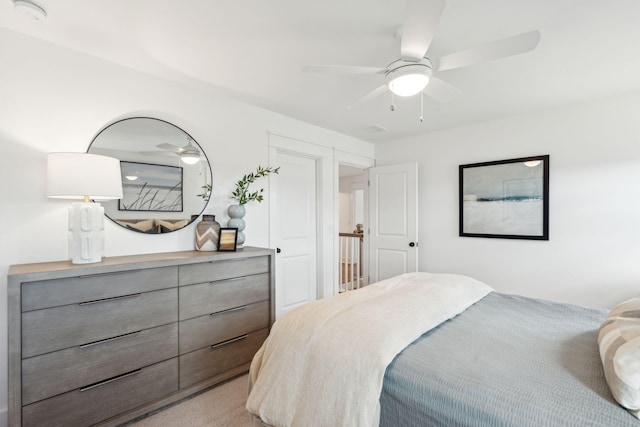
334 150 375 293
268 132 333 300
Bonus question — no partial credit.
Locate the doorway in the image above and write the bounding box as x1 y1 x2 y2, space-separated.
338 165 368 291
268 133 333 319
269 133 416 311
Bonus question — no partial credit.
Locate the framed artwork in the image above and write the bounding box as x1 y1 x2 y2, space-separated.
219 228 238 251
459 155 549 240
119 161 183 212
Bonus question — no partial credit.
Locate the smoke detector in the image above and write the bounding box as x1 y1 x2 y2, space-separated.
12 0 47 20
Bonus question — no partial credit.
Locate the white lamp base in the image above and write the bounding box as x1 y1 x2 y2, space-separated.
68 202 105 264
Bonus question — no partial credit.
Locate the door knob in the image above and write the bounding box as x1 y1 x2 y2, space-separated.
409 242 416 247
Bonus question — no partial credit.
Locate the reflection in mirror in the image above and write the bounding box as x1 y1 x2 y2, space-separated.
88 117 211 234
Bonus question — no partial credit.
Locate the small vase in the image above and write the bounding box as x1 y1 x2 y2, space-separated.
227 204 246 249
195 215 221 251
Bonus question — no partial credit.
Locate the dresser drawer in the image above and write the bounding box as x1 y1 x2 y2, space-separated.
178 256 269 285
22 322 178 405
22 288 178 358
180 329 268 389
22 266 177 312
22 358 178 427
179 273 269 321
180 301 269 354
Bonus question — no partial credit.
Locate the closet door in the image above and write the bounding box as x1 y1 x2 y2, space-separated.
369 162 418 282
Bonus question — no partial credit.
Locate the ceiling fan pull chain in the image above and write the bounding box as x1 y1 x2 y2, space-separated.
420 92 424 122
390 92 396 111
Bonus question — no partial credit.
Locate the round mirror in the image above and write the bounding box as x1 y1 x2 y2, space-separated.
88 117 211 234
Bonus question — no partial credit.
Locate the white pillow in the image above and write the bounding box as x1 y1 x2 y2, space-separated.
156 219 188 232
598 298 640 418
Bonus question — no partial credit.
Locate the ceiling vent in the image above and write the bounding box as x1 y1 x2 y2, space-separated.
368 124 388 133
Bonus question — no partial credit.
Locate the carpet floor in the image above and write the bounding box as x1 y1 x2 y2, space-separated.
129 374 253 427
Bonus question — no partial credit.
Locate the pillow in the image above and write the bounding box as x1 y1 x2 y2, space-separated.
598 297 640 418
124 219 157 233
125 224 158 234
156 219 188 233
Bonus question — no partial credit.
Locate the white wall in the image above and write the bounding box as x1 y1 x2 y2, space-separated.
376 90 640 310
338 174 366 233
0 28 374 422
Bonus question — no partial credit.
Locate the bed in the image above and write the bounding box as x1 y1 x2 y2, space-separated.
246 273 638 427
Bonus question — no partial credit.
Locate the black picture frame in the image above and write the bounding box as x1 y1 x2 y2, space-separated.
219 228 238 251
459 155 549 240
118 161 183 212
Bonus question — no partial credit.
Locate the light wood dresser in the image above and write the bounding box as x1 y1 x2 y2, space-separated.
7 247 275 427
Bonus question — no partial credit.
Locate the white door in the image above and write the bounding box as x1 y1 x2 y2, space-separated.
369 162 418 282
271 152 317 318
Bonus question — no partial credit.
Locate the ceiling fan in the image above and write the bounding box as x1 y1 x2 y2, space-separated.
156 137 202 165
303 0 540 107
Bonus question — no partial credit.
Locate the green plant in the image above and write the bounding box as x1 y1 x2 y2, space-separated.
197 184 212 201
231 165 280 205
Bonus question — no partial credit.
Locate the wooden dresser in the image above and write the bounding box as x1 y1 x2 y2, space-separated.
7 247 275 427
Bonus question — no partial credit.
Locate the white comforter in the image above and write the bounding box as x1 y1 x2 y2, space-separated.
246 272 493 427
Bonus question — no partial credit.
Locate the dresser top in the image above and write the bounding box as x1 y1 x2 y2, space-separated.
8 247 274 281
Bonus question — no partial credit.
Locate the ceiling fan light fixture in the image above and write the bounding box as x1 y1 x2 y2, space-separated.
388 74 430 97
386 62 432 97
12 0 47 20
180 151 200 165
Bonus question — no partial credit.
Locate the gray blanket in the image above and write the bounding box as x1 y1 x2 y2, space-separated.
380 292 637 426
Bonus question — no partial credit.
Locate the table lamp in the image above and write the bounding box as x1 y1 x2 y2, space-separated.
46 153 123 264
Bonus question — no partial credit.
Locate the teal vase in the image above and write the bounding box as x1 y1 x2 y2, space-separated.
227 204 246 248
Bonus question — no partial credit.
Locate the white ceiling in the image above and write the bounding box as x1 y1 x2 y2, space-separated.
2 0 640 144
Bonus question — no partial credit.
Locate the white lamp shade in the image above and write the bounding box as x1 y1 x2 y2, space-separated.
47 153 123 200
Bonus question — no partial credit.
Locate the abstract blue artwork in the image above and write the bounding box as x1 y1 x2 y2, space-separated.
459 155 549 240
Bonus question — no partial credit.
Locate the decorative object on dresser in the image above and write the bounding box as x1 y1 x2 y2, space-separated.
229 165 280 249
219 228 239 251
227 204 246 248
7 248 275 427
87 117 212 234
46 153 123 264
195 215 221 251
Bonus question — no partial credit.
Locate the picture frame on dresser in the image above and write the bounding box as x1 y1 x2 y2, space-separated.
219 228 238 251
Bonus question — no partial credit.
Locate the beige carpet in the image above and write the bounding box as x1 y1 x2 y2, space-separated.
130 374 253 427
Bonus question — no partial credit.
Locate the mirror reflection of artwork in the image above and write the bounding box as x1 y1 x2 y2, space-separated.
119 162 183 212
459 155 549 240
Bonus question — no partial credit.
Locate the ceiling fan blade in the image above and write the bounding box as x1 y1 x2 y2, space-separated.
156 143 183 152
437 30 541 72
139 150 177 157
347 84 388 109
423 77 461 103
400 0 445 61
303 65 386 75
